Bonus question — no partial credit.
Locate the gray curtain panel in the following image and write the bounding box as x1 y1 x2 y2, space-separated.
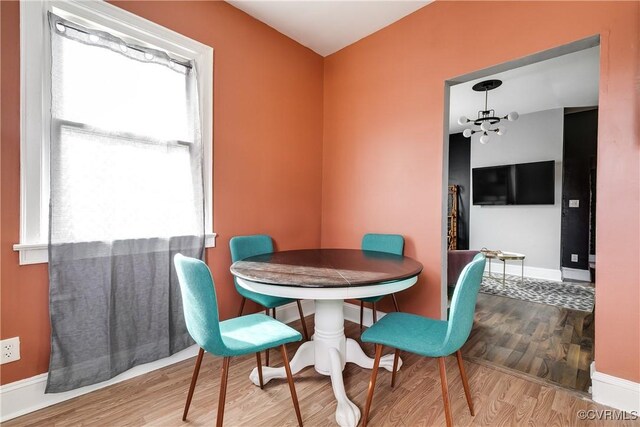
46 13 205 393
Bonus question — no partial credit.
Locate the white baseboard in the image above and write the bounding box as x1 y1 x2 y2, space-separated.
484 263 562 282
562 267 591 282
591 362 640 414
0 300 315 423
343 301 387 327
0 345 200 422
274 299 315 325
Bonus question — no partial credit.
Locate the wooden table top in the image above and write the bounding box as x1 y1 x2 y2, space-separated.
230 249 423 288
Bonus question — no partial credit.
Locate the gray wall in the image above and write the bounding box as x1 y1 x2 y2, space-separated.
469 108 563 271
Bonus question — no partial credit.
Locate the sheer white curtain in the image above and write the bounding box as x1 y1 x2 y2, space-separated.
47 13 204 392
50 18 202 243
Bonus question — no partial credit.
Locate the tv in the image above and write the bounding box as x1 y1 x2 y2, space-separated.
472 165 514 205
514 161 555 205
472 160 554 205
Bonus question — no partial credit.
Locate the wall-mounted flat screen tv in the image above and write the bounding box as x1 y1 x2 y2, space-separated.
472 165 514 205
473 160 554 205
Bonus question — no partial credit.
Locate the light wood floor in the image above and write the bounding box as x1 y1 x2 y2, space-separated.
462 293 594 392
5 317 633 427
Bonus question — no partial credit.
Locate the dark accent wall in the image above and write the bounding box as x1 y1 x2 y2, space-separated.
561 109 598 270
448 132 470 250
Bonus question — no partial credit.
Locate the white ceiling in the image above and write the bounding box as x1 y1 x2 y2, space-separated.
449 46 600 133
226 0 433 56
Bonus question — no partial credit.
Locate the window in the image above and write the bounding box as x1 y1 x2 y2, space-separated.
15 0 214 265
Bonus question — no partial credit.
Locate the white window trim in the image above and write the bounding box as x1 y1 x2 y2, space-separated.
14 0 215 265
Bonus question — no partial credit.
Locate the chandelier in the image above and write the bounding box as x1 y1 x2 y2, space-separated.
458 79 518 144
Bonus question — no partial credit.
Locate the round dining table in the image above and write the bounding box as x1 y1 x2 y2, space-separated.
230 248 423 427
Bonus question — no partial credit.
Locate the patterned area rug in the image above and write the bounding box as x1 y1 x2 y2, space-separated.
480 273 595 312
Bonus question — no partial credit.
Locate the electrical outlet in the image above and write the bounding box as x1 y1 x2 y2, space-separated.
571 254 578 263
569 199 580 208
0 337 21 364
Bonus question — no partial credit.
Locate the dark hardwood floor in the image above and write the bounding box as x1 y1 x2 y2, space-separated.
462 292 595 393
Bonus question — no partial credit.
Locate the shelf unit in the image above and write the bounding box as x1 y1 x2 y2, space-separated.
447 185 458 250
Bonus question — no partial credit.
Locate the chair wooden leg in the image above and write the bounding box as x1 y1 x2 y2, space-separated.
216 357 231 427
372 303 378 323
456 350 474 416
391 349 400 388
237 297 246 317
360 301 364 331
281 345 303 427
296 300 309 341
256 352 264 389
182 347 204 421
391 294 400 312
438 357 453 427
272 307 276 318
265 308 270 366
363 344 383 427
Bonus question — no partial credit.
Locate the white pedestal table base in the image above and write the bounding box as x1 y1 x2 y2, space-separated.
248 299 402 427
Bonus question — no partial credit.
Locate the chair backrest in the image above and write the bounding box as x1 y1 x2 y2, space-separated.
442 253 486 354
174 254 225 355
361 233 404 255
229 235 274 291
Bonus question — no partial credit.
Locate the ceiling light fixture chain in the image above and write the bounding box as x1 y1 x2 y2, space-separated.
459 79 518 144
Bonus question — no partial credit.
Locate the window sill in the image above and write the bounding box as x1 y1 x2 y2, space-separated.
13 233 217 266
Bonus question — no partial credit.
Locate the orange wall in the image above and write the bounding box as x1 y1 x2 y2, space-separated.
321 1 639 382
0 1 324 384
2 0 639 387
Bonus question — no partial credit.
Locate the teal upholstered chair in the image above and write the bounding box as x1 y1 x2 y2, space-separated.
360 253 486 427
174 254 303 427
357 233 405 330
230 235 309 366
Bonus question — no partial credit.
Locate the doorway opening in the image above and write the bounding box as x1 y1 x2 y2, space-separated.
441 36 600 394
